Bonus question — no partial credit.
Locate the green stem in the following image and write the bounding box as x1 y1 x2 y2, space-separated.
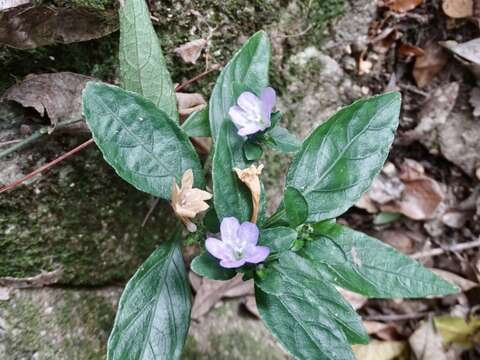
0 118 83 160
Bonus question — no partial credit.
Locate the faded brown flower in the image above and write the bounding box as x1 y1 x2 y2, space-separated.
234 164 264 224
171 169 212 232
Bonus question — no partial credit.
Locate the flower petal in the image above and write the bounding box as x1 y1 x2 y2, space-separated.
220 258 246 268
220 217 240 244
237 91 262 116
205 238 231 260
260 87 276 127
181 169 194 190
229 105 250 128
237 221 259 245
238 124 262 137
243 246 270 264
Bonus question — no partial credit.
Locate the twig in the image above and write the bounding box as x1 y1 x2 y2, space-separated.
0 118 83 160
142 197 161 227
0 138 94 194
175 64 221 92
0 139 21 147
411 238 480 260
364 312 429 322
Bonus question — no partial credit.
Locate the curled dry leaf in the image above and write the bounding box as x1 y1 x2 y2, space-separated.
175 92 207 118
381 159 445 220
442 0 474 18
244 295 260 318
174 38 208 64
2 72 92 127
171 169 212 232
234 164 264 224
385 0 423 12
0 5 117 49
409 317 447 360
413 42 449 88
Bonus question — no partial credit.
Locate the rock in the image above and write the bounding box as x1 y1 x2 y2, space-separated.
0 287 121 359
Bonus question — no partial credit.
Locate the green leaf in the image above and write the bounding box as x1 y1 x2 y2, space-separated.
243 141 263 161
286 92 401 222
258 227 297 253
107 231 191 360
191 252 236 281
119 0 178 122
82 82 204 199
181 107 211 137
266 126 302 153
209 31 271 141
284 186 308 227
300 222 459 298
212 121 252 222
255 253 364 359
373 212 402 225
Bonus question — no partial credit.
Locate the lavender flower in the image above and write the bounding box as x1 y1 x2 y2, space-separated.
228 87 276 137
205 217 270 268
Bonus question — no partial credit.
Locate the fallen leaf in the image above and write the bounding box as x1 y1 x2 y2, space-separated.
0 0 30 11
434 315 480 348
371 28 400 54
190 274 254 320
356 193 378 213
442 0 474 18
337 287 367 310
244 295 260 318
413 42 449 88
382 159 445 220
176 92 207 118
440 210 468 229
0 268 63 288
363 321 399 340
431 269 477 292
440 38 480 79
2 72 92 127
380 230 414 254
470 87 480 117
0 5 117 49
353 340 409 360
409 317 447 360
398 42 425 57
174 38 208 64
368 164 405 205
385 0 423 13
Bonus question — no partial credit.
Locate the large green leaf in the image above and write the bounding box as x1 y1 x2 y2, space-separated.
181 107 210 137
286 92 401 222
191 252 236 281
300 222 458 298
107 231 191 360
209 31 271 141
258 227 297 254
119 0 178 122
255 256 360 359
212 121 252 222
83 82 203 199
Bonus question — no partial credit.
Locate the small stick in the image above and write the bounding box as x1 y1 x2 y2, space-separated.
0 138 94 194
0 139 22 147
141 197 161 227
175 64 221 92
411 238 480 259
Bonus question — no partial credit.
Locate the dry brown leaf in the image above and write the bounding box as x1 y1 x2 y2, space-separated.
174 38 208 64
337 287 367 310
363 321 399 341
0 5 117 49
470 87 480 117
413 43 449 88
353 340 409 360
2 72 92 126
441 38 480 64
409 317 447 360
398 42 425 57
385 0 423 12
356 193 378 213
0 0 30 11
431 269 477 291
244 295 260 318
381 159 445 220
190 274 254 320
367 163 405 205
175 92 207 118
0 268 63 288
380 230 414 254
442 0 474 18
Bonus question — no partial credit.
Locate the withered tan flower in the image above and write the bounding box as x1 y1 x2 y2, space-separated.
234 164 264 224
171 169 212 232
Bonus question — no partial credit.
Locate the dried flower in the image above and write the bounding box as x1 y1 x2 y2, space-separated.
206 217 270 268
171 169 212 232
228 87 276 136
234 164 264 224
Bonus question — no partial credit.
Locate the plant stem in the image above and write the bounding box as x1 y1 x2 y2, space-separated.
0 118 83 160
411 238 480 259
175 64 221 92
0 138 94 194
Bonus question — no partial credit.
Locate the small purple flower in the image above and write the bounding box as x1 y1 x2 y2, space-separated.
228 87 276 137
205 217 270 268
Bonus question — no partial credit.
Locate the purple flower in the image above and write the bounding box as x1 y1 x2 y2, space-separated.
228 87 276 137
205 217 270 268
